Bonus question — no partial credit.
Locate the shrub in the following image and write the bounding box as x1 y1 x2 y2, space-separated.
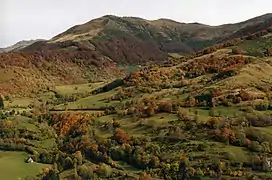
167 127 185 142
78 164 93 179
177 108 190 121
232 48 243 55
266 48 272 56
96 163 113 178
248 141 262 152
112 129 130 144
145 106 155 117
139 172 153 180
246 114 272 127
206 117 220 129
158 102 172 113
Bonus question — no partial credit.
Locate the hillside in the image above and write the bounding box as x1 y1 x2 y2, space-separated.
221 14 272 42
0 49 124 96
0 39 44 53
52 14 272 51
1 32 272 179
20 14 272 66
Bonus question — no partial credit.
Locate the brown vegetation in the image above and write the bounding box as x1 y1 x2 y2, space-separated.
0 49 123 96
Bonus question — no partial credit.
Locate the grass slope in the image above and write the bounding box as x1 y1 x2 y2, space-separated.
0 151 50 180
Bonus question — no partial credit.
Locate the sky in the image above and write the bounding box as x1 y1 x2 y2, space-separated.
0 0 271 47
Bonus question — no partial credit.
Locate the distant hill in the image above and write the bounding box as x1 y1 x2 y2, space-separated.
21 13 272 66
220 13 272 42
52 14 272 50
0 39 44 53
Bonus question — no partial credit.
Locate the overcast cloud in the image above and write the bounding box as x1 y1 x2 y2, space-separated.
0 0 271 47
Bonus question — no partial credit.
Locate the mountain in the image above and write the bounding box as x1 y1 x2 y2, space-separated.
1 13 272 97
20 14 272 66
52 14 272 49
53 13 272 50
0 39 44 53
220 13 272 41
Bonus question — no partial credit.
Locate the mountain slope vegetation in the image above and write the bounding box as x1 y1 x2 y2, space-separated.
0 49 123 96
1 27 272 179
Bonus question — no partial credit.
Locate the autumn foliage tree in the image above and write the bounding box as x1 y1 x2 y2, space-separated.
207 117 220 129
266 48 272 56
139 172 153 180
48 113 91 137
186 96 196 107
145 106 155 117
178 108 190 121
158 102 172 113
182 55 251 78
232 48 243 55
112 129 130 144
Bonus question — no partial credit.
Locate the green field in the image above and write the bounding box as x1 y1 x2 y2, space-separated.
0 151 50 180
236 37 272 57
55 89 118 109
195 106 242 119
55 82 106 96
5 98 34 108
116 64 140 73
222 146 250 163
8 116 38 132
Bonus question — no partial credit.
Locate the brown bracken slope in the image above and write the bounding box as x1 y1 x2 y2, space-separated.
0 48 123 96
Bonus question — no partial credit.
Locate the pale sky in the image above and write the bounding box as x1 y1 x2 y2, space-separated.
0 0 271 47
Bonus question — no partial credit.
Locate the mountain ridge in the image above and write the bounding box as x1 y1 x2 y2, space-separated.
1 13 272 96
47 13 272 55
